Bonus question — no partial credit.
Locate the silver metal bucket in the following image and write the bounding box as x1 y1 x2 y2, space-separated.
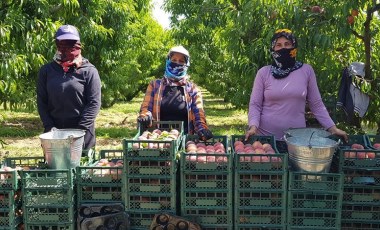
284 128 339 173
39 128 85 169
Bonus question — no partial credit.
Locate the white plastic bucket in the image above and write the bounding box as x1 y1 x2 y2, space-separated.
40 128 85 169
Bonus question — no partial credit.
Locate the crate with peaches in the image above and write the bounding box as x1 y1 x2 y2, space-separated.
76 150 124 203
339 135 380 170
123 121 184 160
232 135 287 173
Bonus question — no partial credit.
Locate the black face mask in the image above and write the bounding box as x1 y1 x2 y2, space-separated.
271 48 296 69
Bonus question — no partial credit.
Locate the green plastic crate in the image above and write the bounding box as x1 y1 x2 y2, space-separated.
23 189 75 207
287 210 341 229
181 208 232 229
231 135 279 153
365 134 380 149
125 194 176 212
235 209 286 229
99 149 123 160
342 204 380 222
184 134 229 152
0 190 16 210
338 135 368 149
76 163 123 203
123 121 184 160
343 168 380 186
23 207 74 223
236 172 287 191
4 157 45 169
288 191 342 211
343 185 380 204
21 169 73 190
341 221 380 230
0 170 18 190
0 208 21 229
288 172 343 193
128 211 162 230
339 149 380 170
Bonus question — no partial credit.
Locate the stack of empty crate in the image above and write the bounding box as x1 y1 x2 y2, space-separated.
339 135 380 229
0 157 30 229
123 121 183 229
21 167 75 229
76 149 128 230
180 135 232 230
232 135 288 230
4 157 45 229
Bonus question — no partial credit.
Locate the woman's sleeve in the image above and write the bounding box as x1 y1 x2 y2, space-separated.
190 84 208 132
248 69 265 128
139 80 155 118
36 65 55 131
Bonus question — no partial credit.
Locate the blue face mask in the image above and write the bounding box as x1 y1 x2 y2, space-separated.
165 59 188 79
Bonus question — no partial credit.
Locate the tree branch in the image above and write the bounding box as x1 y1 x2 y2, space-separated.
351 29 364 40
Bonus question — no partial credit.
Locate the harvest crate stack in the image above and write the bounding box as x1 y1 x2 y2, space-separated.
21 168 75 230
76 149 128 230
287 171 343 230
4 157 46 230
339 134 380 229
232 135 288 230
180 135 233 230
123 121 183 229
0 163 23 229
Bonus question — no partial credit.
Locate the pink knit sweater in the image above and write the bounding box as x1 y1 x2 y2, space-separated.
248 64 335 140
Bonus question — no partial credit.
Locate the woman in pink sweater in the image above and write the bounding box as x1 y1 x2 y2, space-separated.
245 29 347 151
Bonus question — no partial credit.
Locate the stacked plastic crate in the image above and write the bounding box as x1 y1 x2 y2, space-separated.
233 135 288 230
76 149 128 230
180 135 232 230
21 167 75 229
123 121 183 229
0 159 24 229
3 157 46 229
339 135 380 229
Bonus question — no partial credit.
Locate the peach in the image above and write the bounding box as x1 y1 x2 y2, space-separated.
357 152 366 159
234 141 244 147
186 141 195 147
373 143 380 150
351 143 364 149
252 141 263 149
366 152 376 159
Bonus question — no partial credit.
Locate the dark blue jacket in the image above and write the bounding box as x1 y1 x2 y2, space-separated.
37 58 101 149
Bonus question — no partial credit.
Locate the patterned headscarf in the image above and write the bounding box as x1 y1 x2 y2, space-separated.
270 29 303 79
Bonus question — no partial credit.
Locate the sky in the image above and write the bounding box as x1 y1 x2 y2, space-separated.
152 0 171 29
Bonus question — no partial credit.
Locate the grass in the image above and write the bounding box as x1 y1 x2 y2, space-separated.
0 89 247 158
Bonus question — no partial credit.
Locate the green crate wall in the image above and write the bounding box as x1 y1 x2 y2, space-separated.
20 169 75 227
180 135 233 230
232 135 287 230
287 171 343 230
76 164 123 203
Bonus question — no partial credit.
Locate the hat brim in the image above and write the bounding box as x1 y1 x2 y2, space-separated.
56 34 80 41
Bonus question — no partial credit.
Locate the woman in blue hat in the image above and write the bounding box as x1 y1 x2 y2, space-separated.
37 25 101 153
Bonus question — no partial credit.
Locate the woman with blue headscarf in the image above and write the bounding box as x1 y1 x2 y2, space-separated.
138 46 213 140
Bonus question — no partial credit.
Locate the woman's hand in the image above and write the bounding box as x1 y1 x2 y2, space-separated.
328 125 348 143
245 125 257 141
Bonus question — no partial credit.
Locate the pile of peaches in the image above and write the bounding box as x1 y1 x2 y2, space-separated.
344 143 378 159
89 159 123 180
185 141 227 163
132 129 181 149
234 140 282 162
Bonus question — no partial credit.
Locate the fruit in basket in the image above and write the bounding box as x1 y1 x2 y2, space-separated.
366 152 375 159
373 143 380 149
351 143 364 149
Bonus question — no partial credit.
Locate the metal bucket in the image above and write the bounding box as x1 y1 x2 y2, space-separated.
284 129 339 173
39 128 85 169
